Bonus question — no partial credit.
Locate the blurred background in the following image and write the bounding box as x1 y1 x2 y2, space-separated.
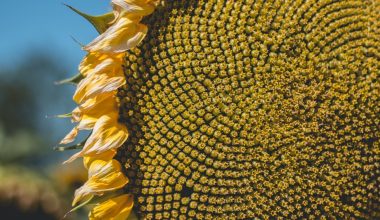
0 1 111 219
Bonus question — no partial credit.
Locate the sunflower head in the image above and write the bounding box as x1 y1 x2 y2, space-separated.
59 0 380 219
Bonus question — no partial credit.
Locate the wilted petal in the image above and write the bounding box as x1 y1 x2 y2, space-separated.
79 53 124 77
83 16 147 53
73 73 125 104
60 127 79 145
83 152 117 169
73 92 118 130
72 159 128 206
64 114 129 163
80 53 107 77
89 194 133 220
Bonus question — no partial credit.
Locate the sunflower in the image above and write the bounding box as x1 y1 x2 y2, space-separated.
58 0 380 219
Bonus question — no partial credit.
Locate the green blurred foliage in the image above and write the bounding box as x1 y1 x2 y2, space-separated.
0 52 74 163
0 165 66 220
0 53 86 219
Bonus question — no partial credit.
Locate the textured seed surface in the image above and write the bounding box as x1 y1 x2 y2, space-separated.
117 0 380 219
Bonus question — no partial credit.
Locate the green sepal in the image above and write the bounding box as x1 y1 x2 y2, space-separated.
63 190 125 219
63 3 115 34
54 139 85 151
54 113 72 118
63 196 93 219
55 73 83 85
70 35 84 47
45 112 72 119
90 189 125 205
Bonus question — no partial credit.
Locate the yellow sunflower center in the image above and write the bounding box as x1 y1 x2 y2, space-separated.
116 0 380 219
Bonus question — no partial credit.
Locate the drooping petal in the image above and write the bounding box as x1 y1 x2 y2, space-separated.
73 72 125 104
80 53 108 77
60 127 79 145
73 92 118 130
83 152 117 169
83 16 148 53
72 159 128 206
64 113 129 163
89 194 133 220
79 53 124 77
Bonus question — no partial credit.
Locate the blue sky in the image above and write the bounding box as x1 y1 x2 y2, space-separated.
0 0 111 71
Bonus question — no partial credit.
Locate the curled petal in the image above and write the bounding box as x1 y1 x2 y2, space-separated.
79 54 124 77
89 194 133 220
73 73 125 104
72 159 128 206
79 53 108 77
73 92 118 130
64 114 129 163
83 151 117 169
60 127 79 145
83 16 148 53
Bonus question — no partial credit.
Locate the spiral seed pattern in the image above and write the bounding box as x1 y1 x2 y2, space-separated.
117 0 380 219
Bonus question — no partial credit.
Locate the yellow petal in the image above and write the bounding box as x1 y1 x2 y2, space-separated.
73 72 125 104
60 127 79 145
89 194 133 220
73 92 118 130
79 52 124 77
80 53 108 77
83 16 148 53
112 0 156 16
83 151 117 169
72 159 128 206
65 113 129 163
